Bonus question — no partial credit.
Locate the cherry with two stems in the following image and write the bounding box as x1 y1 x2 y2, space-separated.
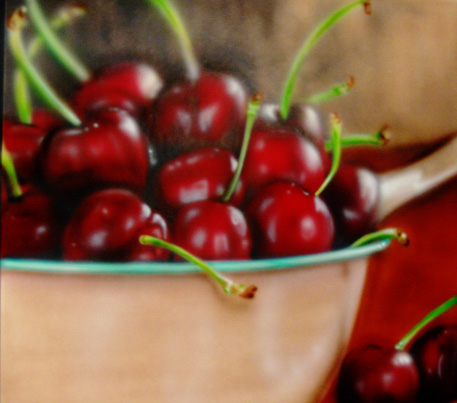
244 113 344 258
145 0 249 158
253 0 371 162
164 96 262 261
25 0 163 119
337 294 457 403
8 8 153 198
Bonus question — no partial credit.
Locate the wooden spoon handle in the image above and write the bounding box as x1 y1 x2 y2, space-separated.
377 134 457 221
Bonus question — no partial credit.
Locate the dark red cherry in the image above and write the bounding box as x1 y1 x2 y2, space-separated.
1 184 61 258
245 181 334 258
337 344 420 403
63 188 169 261
40 108 152 197
410 325 457 402
149 71 248 158
156 147 245 212
322 164 380 245
73 62 163 118
255 102 327 148
3 119 47 182
31 109 63 131
172 199 251 261
241 128 326 197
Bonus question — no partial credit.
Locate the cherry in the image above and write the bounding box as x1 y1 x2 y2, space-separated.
2 118 48 182
156 146 245 212
337 344 420 403
322 163 380 245
40 108 152 197
63 188 169 261
410 325 457 402
149 71 248 158
1 184 61 258
172 199 251 261
245 181 334 258
240 128 326 197
31 109 63 131
254 102 328 160
73 62 163 119
145 0 248 158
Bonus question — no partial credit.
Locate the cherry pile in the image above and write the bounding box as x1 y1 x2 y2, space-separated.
337 295 457 403
2 1 383 277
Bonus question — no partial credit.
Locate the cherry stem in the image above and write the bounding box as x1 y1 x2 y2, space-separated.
279 0 370 120
306 76 355 104
350 228 409 248
145 0 199 82
14 4 86 124
395 295 457 351
1 143 23 198
221 93 263 203
324 124 390 151
139 235 257 299
315 113 342 196
25 0 90 82
8 8 81 126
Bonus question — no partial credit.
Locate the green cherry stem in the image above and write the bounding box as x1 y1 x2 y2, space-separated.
139 236 258 299
350 228 409 248
324 124 390 151
8 8 81 126
144 0 199 82
221 93 263 203
395 295 457 351
279 0 371 120
25 0 90 82
306 76 355 104
315 113 342 196
1 143 23 198
13 4 86 124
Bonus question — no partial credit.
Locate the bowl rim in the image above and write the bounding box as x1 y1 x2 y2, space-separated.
0 239 390 275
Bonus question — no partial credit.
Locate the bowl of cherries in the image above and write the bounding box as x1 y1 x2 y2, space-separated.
2 0 457 402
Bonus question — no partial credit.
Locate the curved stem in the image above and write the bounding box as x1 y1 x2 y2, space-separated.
1 143 23 198
325 125 390 151
395 295 457 351
306 76 355 104
25 0 90 82
8 8 81 126
279 0 370 120
221 94 263 202
139 236 257 299
350 228 409 248
144 0 199 81
14 4 86 124
315 113 342 196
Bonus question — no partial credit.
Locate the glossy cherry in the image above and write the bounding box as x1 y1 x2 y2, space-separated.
40 108 152 197
73 62 163 119
31 109 63 131
255 102 328 158
63 188 169 261
156 147 245 212
3 119 48 182
172 199 251 261
241 128 326 198
148 71 248 159
245 181 334 258
410 325 457 402
322 163 380 245
337 344 420 403
1 184 61 258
